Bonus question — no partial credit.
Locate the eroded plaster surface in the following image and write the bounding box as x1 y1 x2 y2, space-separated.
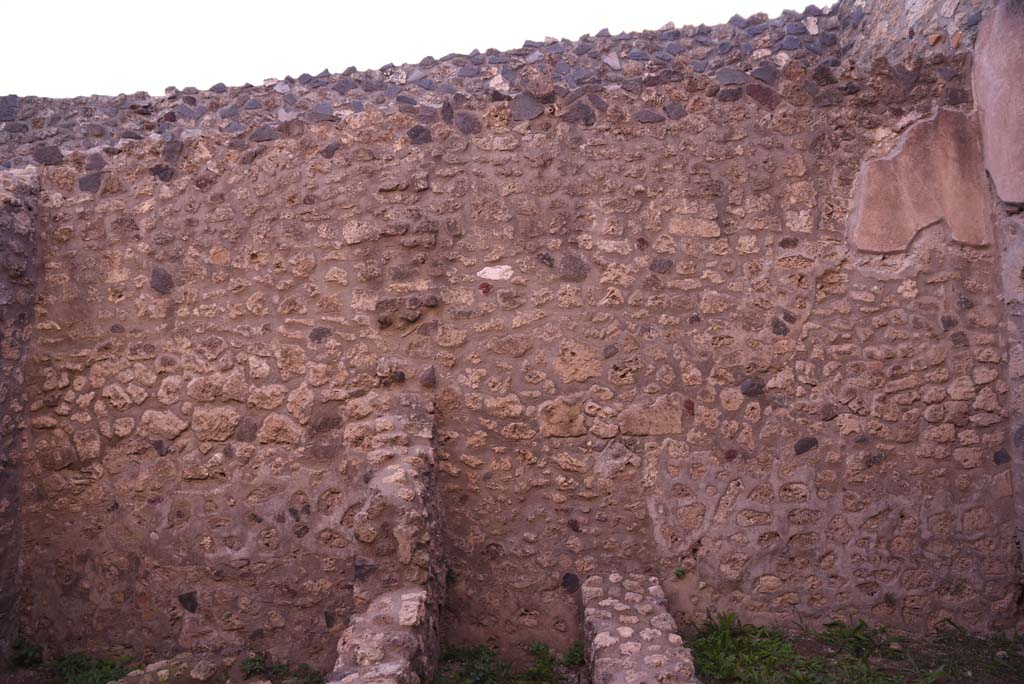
849 109 992 253
974 0 1024 203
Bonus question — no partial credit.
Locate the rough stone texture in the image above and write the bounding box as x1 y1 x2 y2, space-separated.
113 653 236 684
330 587 436 684
997 209 1024 590
580 574 697 684
849 108 992 252
0 0 1022 675
0 168 38 659
840 0 999 66
973 0 1024 203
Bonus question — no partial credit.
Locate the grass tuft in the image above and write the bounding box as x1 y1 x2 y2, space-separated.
437 642 583 684
241 652 323 684
10 638 44 668
46 654 135 684
688 612 1024 684
562 641 585 669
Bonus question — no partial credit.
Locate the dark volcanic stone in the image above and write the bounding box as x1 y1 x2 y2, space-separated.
0 94 18 121
561 572 580 593
993 449 1010 465
751 65 779 85
210 82 227 93
319 142 341 159
150 165 174 182
78 172 103 194
353 558 377 581
407 125 432 144
649 257 673 273
453 111 482 134
558 251 590 281
32 145 64 166
151 266 174 295
306 105 335 122
944 88 968 106
747 82 782 108
250 125 279 142
664 101 686 120
418 366 437 388
634 108 665 124
235 416 258 442
740 378 765 396
309 326 332 343
177 591 198 613
163 140 184 164
559 101 595 126
441 99 454 124
717 87 743 102
812 64 837 85
794 437 819 455
781 35 803 50
84 153 106 171
771 317 790 335
511 93 545 121
716 67 747 85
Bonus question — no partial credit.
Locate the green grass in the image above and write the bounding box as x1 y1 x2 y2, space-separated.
241 652 323 684
7 641 133 684
688 612 1024 684
562 642 585 669
46 654 135 684
436 642 583 684
9 638 43 668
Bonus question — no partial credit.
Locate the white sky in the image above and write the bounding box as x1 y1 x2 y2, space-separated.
3 0 799 98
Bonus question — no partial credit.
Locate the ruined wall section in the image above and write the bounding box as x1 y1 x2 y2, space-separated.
431 52 1017 652
0 168 39 658
18 136 443 668
3 0 1021 668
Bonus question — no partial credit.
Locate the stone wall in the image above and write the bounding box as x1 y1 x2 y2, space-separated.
0 0 1021 671
0 168 39 658
580 574 697 684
